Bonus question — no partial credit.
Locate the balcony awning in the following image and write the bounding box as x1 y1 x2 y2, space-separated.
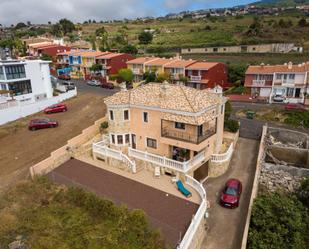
163 110 216 126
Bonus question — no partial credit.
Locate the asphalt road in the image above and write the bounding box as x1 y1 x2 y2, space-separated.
71 79 120 96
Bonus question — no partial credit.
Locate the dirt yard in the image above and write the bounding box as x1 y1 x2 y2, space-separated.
0 93 106 191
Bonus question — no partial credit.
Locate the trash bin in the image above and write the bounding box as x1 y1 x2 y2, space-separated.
246 111 255 119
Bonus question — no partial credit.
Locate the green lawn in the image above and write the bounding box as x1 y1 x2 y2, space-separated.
0 178 168 249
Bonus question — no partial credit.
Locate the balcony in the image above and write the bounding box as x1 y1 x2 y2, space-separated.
133 68 143 75
190 75 202 82
162 128 216 144
252 79 265 86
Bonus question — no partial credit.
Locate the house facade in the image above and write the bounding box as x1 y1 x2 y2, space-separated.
245 62 309 103
102 83 226 180
0 59 53 104
127 57 229 89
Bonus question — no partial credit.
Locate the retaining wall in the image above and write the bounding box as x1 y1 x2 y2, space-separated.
30 117 106 177
0 88 77 125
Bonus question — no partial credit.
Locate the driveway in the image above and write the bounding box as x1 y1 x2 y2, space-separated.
203 138 259 249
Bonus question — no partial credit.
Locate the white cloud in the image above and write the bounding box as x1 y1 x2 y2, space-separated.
0 0 153 26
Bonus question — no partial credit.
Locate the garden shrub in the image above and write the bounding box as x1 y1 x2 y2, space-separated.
224 119 239 133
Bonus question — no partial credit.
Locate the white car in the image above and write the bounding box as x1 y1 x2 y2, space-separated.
273 95 285 102
87 80 101 86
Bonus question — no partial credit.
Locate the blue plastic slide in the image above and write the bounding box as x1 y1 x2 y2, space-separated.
176 180 192 198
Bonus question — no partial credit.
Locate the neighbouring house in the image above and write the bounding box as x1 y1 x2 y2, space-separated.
126 57 160 83
127 57 229 89
185 61 229 89
245 62 309 103
95 53 134 78
36 45 71 61
0 59 53 104
99 83 226 181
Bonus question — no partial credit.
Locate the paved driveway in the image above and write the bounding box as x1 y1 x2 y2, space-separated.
203 138 259 249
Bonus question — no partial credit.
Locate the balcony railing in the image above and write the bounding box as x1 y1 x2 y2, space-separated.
190 75 202 81
252 79 265 86
133 68 143 74
162 128 216 144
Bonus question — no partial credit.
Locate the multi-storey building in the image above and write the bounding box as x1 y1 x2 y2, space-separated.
0 59 53 104
245 62 309 103
99 83 226 180
126 57 229 89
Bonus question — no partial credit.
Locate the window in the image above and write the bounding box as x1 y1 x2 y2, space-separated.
287 88 294 97
221 105 224 114
8 80 32 96
143 112 148 122
289 74 295 80
175 122 185 130
295 88 301 98
109 110 114 120
4 65 26 80
0 66 4 80
276 74 282 80
125 134 130 144
111 134 115 144
124 110 129 120
146 138 157 149
117 135 123 145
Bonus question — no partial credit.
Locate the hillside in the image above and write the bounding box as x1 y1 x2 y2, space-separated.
251 0 309 7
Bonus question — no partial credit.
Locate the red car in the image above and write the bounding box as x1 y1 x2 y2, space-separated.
44 103 67 114
101 82 114 89
28 118 58 131
58 74 71 81
284 103 306 111
220 179 242 209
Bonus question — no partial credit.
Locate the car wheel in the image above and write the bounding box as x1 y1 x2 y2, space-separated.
31 127 36 131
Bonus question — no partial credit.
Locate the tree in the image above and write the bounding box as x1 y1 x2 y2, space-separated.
248 192 308 249
98 32 110 52
120 44 138 55
156 72 170 83
143 71 156 83
118 68 133 83
297 176 309 207
138 31 153 44
246 16 263 36
298 18 307 27
40 54 53 61
228 64 247 84
15 22 27 29
58 18 75 35
90 64 102 72
95 27 106 37
51 23 63 37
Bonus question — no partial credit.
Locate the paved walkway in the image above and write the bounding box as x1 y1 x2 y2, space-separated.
48 159 199 247
203 138 259 249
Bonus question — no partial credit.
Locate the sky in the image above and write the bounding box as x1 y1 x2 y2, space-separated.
0 0 256 26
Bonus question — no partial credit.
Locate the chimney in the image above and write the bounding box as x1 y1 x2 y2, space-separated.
260 63 265 69
160 81 169 97
288 61 292 70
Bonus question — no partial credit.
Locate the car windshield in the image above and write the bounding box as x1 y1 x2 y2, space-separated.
225 187 238 196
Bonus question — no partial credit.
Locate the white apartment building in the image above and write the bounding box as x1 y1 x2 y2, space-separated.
0 59 53 104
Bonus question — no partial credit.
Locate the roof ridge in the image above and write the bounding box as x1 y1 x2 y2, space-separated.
179 85 196 113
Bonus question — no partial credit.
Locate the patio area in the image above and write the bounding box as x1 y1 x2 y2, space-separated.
47 158 199 247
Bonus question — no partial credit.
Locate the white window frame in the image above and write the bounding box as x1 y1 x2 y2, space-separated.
110 133 131 146
145 137 157 149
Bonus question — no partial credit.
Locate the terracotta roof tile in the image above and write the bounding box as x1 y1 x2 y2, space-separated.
186 62 219 70
127 57 160 64
96 53 122 59
246 62 309 74
145 58 177 66
164 59 197 68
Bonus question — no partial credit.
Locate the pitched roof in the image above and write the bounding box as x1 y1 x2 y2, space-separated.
164 59 197 68
186 62 219 70
145 58 177 66
29 42 54 48
246 62 309 74
127 57 160 64
96 53 123 59
78 51 106 58
105 83 220 114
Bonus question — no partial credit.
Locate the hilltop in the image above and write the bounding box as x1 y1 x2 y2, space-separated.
251 0 309 7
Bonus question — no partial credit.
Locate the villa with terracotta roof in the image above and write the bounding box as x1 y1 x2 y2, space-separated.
98 82 226 181
245 62 309 103
126 56 228 90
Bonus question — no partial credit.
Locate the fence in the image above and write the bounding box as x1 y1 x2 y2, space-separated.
0 88 77 125
29 117 106 177
177 175 207 249
211 142 234 163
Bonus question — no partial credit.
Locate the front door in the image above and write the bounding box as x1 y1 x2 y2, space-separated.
131 134 136 149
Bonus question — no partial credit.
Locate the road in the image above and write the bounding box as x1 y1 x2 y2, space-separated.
203 138 259 249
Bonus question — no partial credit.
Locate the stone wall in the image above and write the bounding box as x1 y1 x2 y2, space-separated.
259 163 309 193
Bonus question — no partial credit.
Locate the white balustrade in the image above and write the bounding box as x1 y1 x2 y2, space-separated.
211 143 234 163
252 79 265 87
190 75 202 81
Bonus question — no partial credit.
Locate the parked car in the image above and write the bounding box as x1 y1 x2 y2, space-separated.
58 74 71 81
284 103 306 111
220 179 242 208
273 95 285 102
101 82 114 89
28 118 58 131
44 103 67 114
87 80 101 86
61 81 75 91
